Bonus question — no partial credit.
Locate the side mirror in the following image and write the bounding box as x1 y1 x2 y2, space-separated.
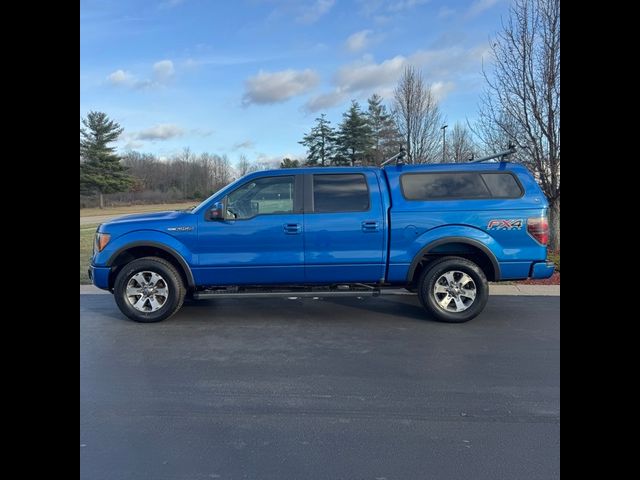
209 201 225 220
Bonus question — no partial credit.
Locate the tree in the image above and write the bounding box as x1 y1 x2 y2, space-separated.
237 154 255 176
280 158 300 168
366 94 403 165
476 0 560 249
299 114 336 166
392 66 444 163
446 122 476 162
80 111 134 208
335 100 373 166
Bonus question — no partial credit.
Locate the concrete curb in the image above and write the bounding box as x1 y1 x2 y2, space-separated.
80 284 559 296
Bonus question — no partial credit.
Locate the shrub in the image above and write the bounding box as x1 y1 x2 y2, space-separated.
547 250 560 272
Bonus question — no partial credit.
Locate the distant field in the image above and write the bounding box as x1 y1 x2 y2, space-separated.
80 224 99 284
80 202 197 217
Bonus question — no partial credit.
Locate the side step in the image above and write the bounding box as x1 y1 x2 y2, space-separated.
192 286 381 300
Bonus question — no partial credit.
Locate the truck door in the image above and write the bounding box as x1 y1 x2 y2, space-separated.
304 171 386 283
196 174 305 285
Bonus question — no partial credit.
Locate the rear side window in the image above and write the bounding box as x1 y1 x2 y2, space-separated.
400 172 523 200
313 174 369 213
480 173 523 197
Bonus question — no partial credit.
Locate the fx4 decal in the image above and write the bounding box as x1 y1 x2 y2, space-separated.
487 219 523 230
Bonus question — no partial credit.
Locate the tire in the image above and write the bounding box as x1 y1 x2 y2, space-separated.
114 257 186 323
417 256 489 323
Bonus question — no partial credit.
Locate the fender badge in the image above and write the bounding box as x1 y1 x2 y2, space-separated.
167 226 193 232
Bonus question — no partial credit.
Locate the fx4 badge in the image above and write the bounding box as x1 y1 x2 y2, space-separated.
487 219 523 230
167 226 193 232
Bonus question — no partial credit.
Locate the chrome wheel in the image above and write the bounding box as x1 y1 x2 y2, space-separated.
433 270 476 313
125 271 169 312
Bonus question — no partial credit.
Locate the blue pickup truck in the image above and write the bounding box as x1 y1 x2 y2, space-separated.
89 157 553 323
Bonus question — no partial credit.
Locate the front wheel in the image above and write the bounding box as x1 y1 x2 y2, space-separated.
417 256 489 323
114 257 186 323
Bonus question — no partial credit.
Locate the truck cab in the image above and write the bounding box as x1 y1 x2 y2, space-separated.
89 161 553 323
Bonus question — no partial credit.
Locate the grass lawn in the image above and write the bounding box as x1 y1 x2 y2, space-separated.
80 202 197 217
80 224 98 284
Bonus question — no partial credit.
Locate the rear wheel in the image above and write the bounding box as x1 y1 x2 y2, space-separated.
114 257 186 323
417 256 489 323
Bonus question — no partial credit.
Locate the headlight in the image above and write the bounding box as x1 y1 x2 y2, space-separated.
95 232 111 252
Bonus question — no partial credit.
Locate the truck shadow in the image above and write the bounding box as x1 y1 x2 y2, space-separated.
180 295 435 323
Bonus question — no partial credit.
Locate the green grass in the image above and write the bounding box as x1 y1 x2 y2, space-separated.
80 202 197 217
80 224 99 284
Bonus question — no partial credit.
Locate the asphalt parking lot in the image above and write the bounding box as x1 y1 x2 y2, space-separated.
80 293 559 480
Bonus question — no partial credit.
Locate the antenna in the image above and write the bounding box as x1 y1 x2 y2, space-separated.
380 146 406 167
468 144 516 163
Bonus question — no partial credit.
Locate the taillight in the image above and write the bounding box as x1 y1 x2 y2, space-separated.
527 216 549 246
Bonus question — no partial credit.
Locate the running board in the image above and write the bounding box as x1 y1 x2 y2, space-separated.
193 290 380 300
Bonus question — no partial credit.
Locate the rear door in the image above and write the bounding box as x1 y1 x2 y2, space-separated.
304 171 386 283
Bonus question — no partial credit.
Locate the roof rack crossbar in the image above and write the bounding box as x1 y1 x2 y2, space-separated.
468 144 517 163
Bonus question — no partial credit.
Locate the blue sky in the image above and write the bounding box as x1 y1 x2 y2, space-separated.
80 0 509 166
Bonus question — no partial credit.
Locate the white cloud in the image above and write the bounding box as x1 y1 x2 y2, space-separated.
297 0 335 24
345 30 373 53
153 60 174 81
431 81 456 101
232 140 255 150
106 60 175 89
107 69 134 86
134 124 185 141
305 90 349 111
466 0 500 18
124 140 146 150
335 55 406 92
305 44 488 112
242 69 319 105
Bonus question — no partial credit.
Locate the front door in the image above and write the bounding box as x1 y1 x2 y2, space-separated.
304 172 386 283
195 174 304 285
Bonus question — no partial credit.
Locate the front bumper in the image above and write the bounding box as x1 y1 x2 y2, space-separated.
530 261 555 279
89 264 111 290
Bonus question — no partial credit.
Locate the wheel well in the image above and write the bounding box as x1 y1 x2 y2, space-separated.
409 242 498 286
108 246 192 290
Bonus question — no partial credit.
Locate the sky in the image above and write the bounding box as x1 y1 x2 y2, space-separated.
80 0 509 166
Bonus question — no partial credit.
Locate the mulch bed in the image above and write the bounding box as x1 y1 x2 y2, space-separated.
517 271 560 285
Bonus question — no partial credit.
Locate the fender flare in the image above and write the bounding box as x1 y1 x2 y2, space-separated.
406 236 501 282
106 241 196 288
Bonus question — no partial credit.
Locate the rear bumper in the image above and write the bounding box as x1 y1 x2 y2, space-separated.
530 261 555 279
89 264 111 290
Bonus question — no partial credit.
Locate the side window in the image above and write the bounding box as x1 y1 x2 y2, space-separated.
226 176 294 219
401 173 489 200
313 174 370 213
400 172 523 200
481 173 523 198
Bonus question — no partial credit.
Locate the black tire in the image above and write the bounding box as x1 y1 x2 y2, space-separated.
417 256 489 323
114 257 186 323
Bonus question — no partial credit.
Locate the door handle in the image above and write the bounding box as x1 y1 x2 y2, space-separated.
361 221 379 232
283 223 302 234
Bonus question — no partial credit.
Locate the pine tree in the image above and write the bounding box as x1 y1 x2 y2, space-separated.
366 94 403 165
280 158 300 168
335 100 373 166
80 111 134 208
298 114 336 167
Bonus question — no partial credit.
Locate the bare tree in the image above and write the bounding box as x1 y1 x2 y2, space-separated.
237 154 253 176
447 122 477 162
475 0 560 249
392 66 444 163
